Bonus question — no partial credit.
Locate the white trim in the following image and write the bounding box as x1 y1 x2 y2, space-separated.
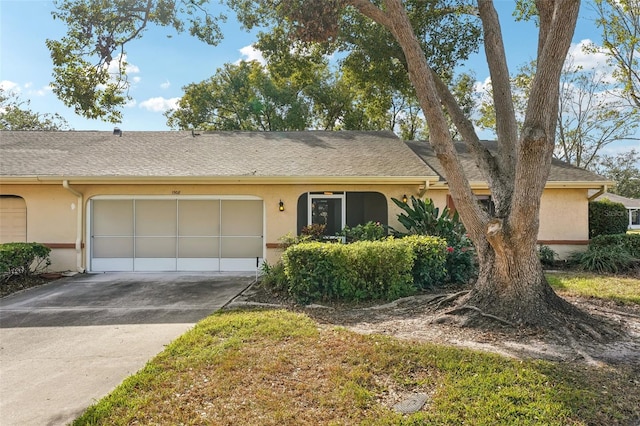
221 258 264 271
91 258 134 272
135 258 177 272
177 258 220 271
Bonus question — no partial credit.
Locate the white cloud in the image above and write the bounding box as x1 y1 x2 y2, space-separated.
0 80 20 92
238 45 265 64
160 80 171 89
106 54 140 75
29 85 52 97
567 39 613 76
139 96 180 112
100 54 141 90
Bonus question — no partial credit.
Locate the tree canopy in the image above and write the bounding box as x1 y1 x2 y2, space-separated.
0 89 70 131
476 57 639 169
596 149 640 198
592 0 640 109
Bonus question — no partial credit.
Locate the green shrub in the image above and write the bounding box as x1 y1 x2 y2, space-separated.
589 199 628 238
399 235 447 289
389 196 476 284
338 221 386 242
0 242 51 281
444 236 476 284
344 240 416 300
283 242 354 304
538 244 558 267
282 239 433 304
389 196 463 242
570 246 636 274
589 233 640 258
260 261 289 294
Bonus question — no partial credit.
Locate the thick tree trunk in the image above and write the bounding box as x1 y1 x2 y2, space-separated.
463 237 576 327
351 1 619 338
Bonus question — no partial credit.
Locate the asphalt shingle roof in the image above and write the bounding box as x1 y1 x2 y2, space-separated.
591 191 640 208
0 130 434 179
405 140 610 183
0 130 609 184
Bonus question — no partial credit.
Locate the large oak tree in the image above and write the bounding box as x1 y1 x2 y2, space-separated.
48 0 615 334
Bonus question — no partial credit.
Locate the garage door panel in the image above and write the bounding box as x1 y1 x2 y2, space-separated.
136 200 177 236
177 258 220 271
93 237 134 258
134 258 177 272
93 200 133 235
92 258 133 272
221 200 263 236
178 237 219 258
0 196 27 243
179 200 220 236
135 237 177 258
221 236 263 258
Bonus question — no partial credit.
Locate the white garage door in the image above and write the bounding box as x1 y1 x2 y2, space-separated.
90 198 263 272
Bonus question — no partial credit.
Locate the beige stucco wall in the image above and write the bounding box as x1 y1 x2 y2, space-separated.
0 184 79 271
427 187 590 259
1 181 422 271
0 182 591 270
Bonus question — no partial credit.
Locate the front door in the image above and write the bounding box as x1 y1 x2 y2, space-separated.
308 193 345 236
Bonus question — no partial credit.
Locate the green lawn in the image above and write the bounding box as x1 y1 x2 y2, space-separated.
72 274 640 425
547 271 640 305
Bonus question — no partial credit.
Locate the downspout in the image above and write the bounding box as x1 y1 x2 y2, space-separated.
418 180 430 198
588 184 608 201
63 180 85 273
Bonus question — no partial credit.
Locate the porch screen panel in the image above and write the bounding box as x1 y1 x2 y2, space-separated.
92 200 134 258
220 200 263 258
135 200 177 258
178 200 220 258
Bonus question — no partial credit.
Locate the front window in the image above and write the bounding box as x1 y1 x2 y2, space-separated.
631 209 640 226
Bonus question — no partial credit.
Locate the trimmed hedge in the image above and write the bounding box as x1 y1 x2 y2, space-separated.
399 235 447 289
589 233 640 258
589 199 628 237
0 242 51 281
281 236 447 304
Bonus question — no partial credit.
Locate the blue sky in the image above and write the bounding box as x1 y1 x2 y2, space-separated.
0 0 637 154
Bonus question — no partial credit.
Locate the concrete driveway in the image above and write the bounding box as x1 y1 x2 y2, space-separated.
0 272 254 426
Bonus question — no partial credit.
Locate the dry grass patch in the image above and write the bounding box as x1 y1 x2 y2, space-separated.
73 309 639 426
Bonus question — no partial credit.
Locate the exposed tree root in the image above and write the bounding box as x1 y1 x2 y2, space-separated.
426 290 470 310
445 304 516 327
558 326 608 366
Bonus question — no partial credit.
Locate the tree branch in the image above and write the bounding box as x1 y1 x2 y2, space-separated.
477 0 518 181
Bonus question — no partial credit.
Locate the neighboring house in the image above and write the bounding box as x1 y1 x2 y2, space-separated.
591 191 640 230
0 130 612 273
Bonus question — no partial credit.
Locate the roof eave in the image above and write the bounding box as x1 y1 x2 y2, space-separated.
0 175 441 185
423 180 615 190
